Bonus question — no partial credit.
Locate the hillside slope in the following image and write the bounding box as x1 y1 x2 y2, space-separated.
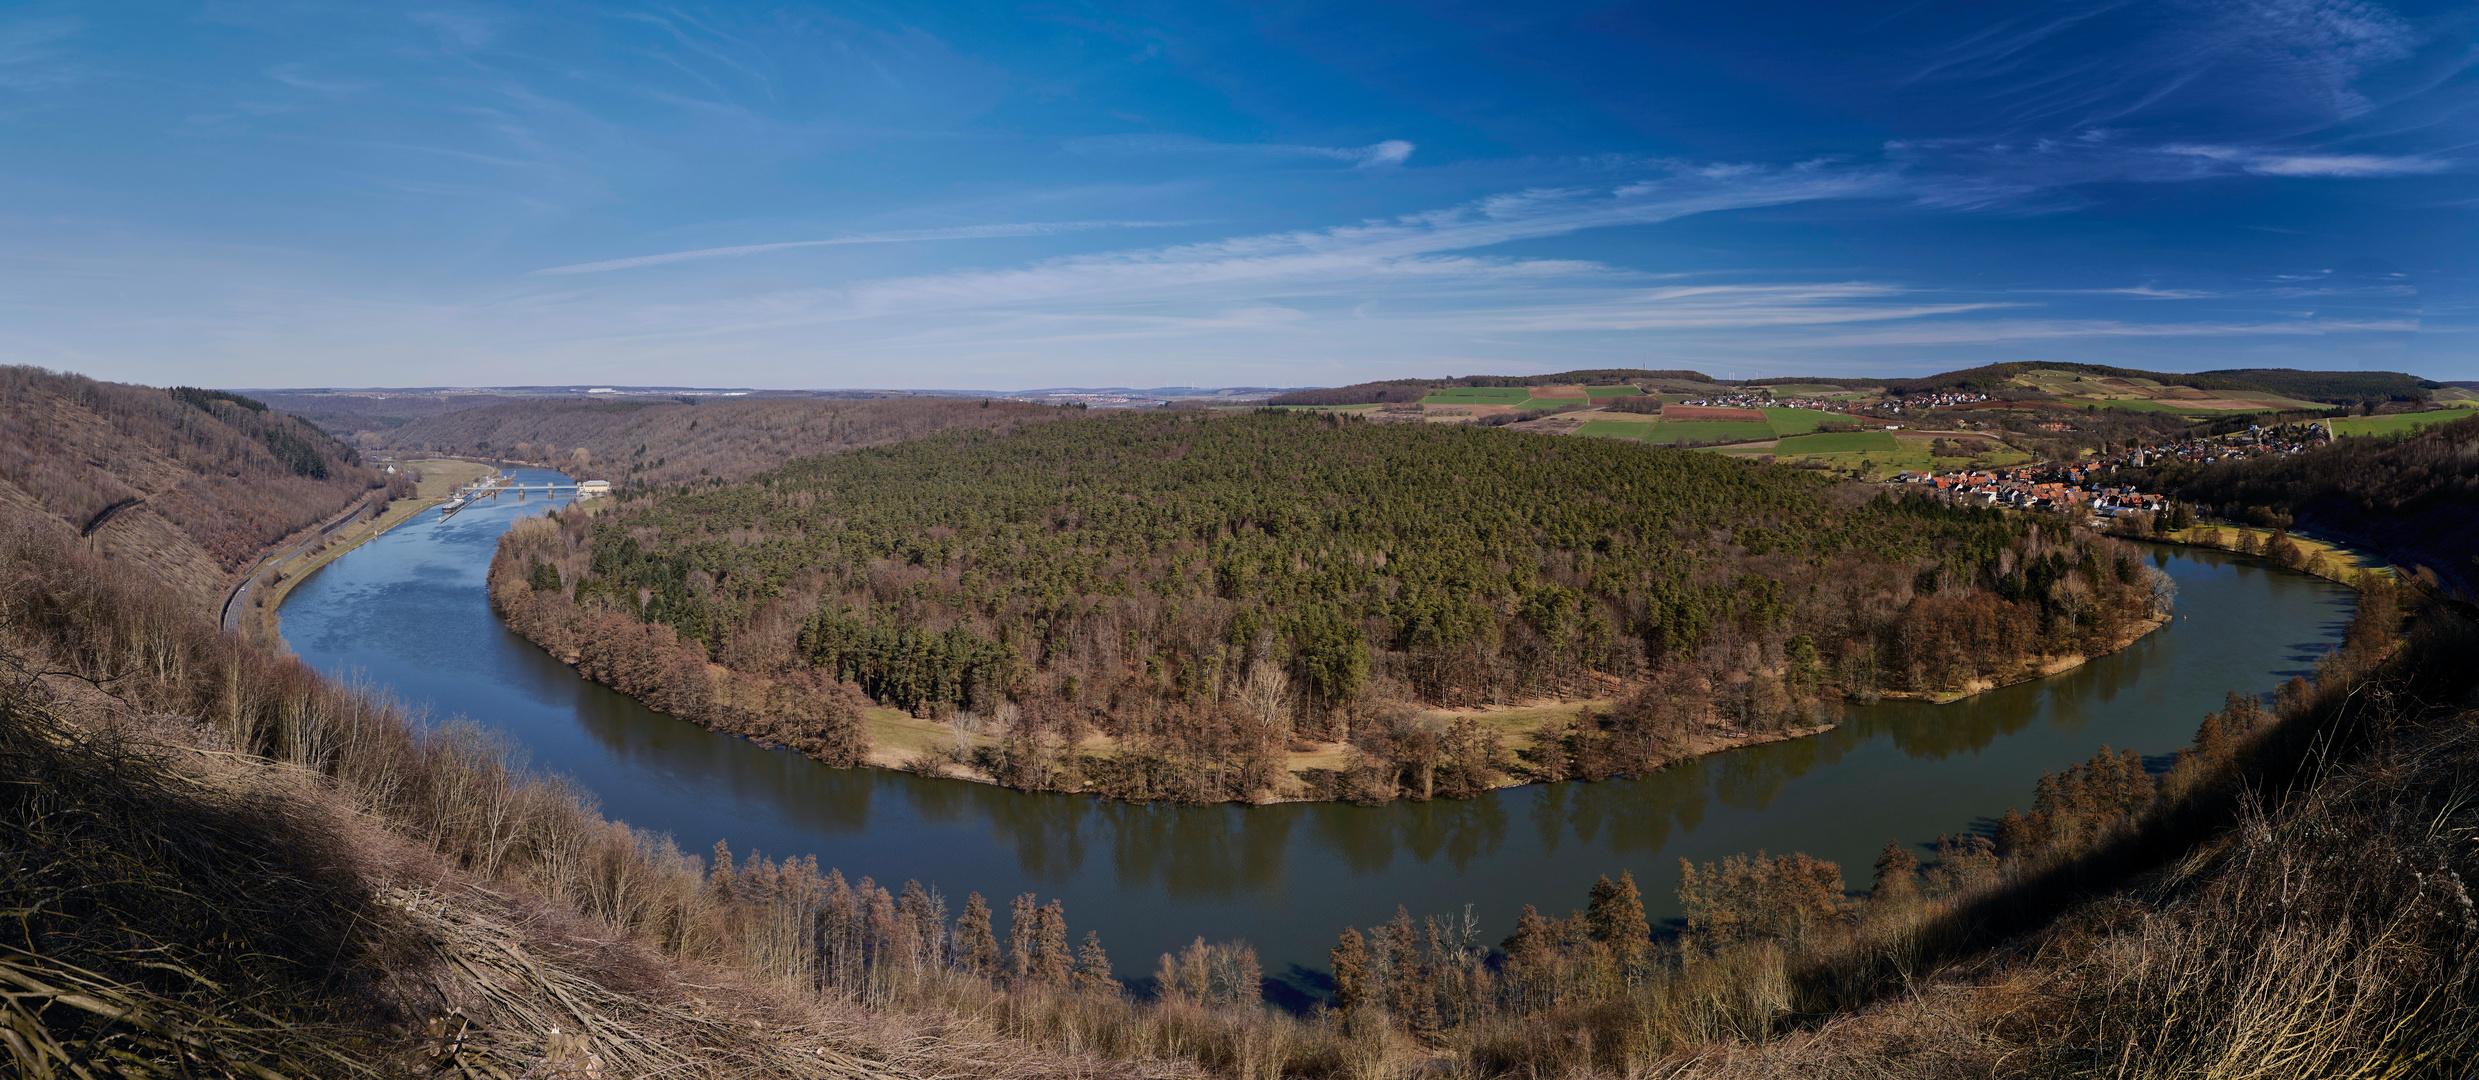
2143 414 2479 597
0 366 398 613
1894 361 2435 405
370 395 1076 483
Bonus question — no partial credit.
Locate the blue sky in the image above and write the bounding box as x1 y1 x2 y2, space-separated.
3 1 2473 389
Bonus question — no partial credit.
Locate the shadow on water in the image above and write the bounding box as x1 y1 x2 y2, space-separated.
281 472 2358 989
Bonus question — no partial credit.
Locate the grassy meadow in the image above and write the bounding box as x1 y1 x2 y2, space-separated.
1776 430 1898 453
2327 406 2479 437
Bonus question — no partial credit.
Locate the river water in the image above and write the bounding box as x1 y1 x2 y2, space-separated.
281 466 2356 998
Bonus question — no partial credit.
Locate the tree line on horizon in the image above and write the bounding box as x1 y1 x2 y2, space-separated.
370 394 1076 485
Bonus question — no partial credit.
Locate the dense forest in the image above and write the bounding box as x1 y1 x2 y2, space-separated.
374 395 1075 484
493 409 2167 803
2194 366 2441 405
0 366 400 610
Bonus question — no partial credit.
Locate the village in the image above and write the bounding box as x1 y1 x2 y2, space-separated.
1676 388 1995 415
1884 418 2337 524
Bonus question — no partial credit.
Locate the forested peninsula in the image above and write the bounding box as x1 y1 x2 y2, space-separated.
490 409 2170 803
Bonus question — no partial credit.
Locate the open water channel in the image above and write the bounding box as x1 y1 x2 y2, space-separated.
281 466 2358 998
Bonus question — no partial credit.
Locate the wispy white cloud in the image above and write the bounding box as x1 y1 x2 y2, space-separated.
1780 315 2418 349
1066 134 1416 168
774 164 1904 320
2037 285 2226 299
2161 144 2448 176
531 221 1193 275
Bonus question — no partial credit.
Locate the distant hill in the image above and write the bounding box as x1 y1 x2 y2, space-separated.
368 395 1078 484
1266 369 1724 406
2194 368 2439 405
1895 362 2435 405
0 367 393 613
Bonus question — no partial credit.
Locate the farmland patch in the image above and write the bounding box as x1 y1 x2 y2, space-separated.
1758 408 1829 436
1663 404 1765 422
1419 387 1533 405
1777 431 1898 453
1575 420 1658 440
2328 407 2479 437
1643 421 1777 444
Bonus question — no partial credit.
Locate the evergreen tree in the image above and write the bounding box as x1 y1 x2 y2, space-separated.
1007 892 1039 982
1072 931 1121 994
1869 840 1920 903
1329 928 1371 1018
1033 900 1074 985
1584 872 1650 966
954 892 1001 977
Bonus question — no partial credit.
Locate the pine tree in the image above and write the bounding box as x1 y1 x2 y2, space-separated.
1006 892 1038 982
1033 900 1073 985
954 892 1001 977
1072 931 1120 994
1584 872 1649 967
1329 928 1371 1018
1995 809 2032 858
1869 840 1920 903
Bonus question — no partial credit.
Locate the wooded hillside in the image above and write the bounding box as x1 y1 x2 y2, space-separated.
1894 361 2435 404
1265 369 1719 406
2141 414 2479 595
0 366 397 612
372 395 1075 484
494 410 2166 803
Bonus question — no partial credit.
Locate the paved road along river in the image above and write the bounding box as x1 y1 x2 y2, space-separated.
280 466 2358 999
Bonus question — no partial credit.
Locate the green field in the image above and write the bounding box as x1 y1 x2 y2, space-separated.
1758 408 1830 435
1776 431 1898 453
1574 419 1776 444
1419 387 1533 405
1583 386 1645 398
1575 419 1659 440
1644 421 1778 444
1713 444 2036 480
2328 407 2479 437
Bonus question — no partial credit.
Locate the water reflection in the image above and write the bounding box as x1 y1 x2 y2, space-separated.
282 471 2357 980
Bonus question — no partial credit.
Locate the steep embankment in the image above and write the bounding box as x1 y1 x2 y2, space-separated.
0 366 400 615
0 377 1263 1078
2164 414 2479 597
492 409 2171 804
371 395 1077 485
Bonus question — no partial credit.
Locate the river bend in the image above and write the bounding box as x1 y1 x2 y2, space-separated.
281 466 2356 995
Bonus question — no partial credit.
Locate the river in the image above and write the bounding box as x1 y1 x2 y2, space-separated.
280 466 2356 999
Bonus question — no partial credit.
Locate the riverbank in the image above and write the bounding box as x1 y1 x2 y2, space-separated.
238 457 497 645
2145 523 2390 590
1877 611 2174 705
850 691 1843 802
282 483 2360 984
